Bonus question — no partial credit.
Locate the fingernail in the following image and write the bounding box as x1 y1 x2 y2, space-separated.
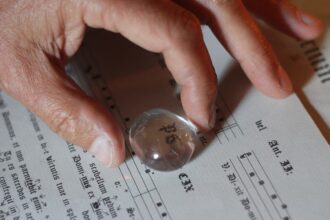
89 135 115 167
298 10 320 26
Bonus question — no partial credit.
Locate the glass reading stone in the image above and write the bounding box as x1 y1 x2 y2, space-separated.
129 109 199 171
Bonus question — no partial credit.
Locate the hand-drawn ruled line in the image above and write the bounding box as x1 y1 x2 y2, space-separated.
102 85 157 219
146 169 172 220
228 123 237 138
215 134 223 145
142 182 169 220
133 189 157 198
216 123 239 133
80 46 166 220
114 95 172 219
95 83 155 219
237 156 275 220
123 158 154 219
121 125 167 220
119 109 169 219
220 93 244 136
245 155 283 219
78 50 144 219
118 167 145 220
229 159 265 220
220 126 230 141
82 43 173 220
252 151 292 220
215 117 241 141
218 107 237 138
111 93 172 219
124 143 164 220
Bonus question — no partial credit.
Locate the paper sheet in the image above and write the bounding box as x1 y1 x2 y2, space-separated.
1 7 330 220
264 0 330 142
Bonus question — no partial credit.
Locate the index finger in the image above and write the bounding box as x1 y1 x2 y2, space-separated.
82 0 218 130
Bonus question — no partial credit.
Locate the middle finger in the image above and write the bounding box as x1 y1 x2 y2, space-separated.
176 0 293 98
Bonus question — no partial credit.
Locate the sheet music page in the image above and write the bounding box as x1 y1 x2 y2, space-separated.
265 0 330 142
1 11 330 220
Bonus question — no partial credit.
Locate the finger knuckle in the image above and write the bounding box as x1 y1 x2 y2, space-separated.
49 107 78 137
170 9 202 45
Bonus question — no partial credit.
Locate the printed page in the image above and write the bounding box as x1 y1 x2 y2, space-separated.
1 26 330 220
264 0 330 142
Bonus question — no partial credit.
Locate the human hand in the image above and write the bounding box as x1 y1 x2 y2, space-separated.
0 0 322 167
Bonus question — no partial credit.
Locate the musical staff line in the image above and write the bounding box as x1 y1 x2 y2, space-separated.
238 156 275 220
244 156 282 219
214 94 244 144
237 151 292 220
229 159 265 220
252 151 292 220
78 42 173 220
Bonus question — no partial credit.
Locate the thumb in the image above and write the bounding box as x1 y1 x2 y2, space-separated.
1 47 125 167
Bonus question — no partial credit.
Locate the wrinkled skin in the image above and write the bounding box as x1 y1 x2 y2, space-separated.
0 0 323 167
